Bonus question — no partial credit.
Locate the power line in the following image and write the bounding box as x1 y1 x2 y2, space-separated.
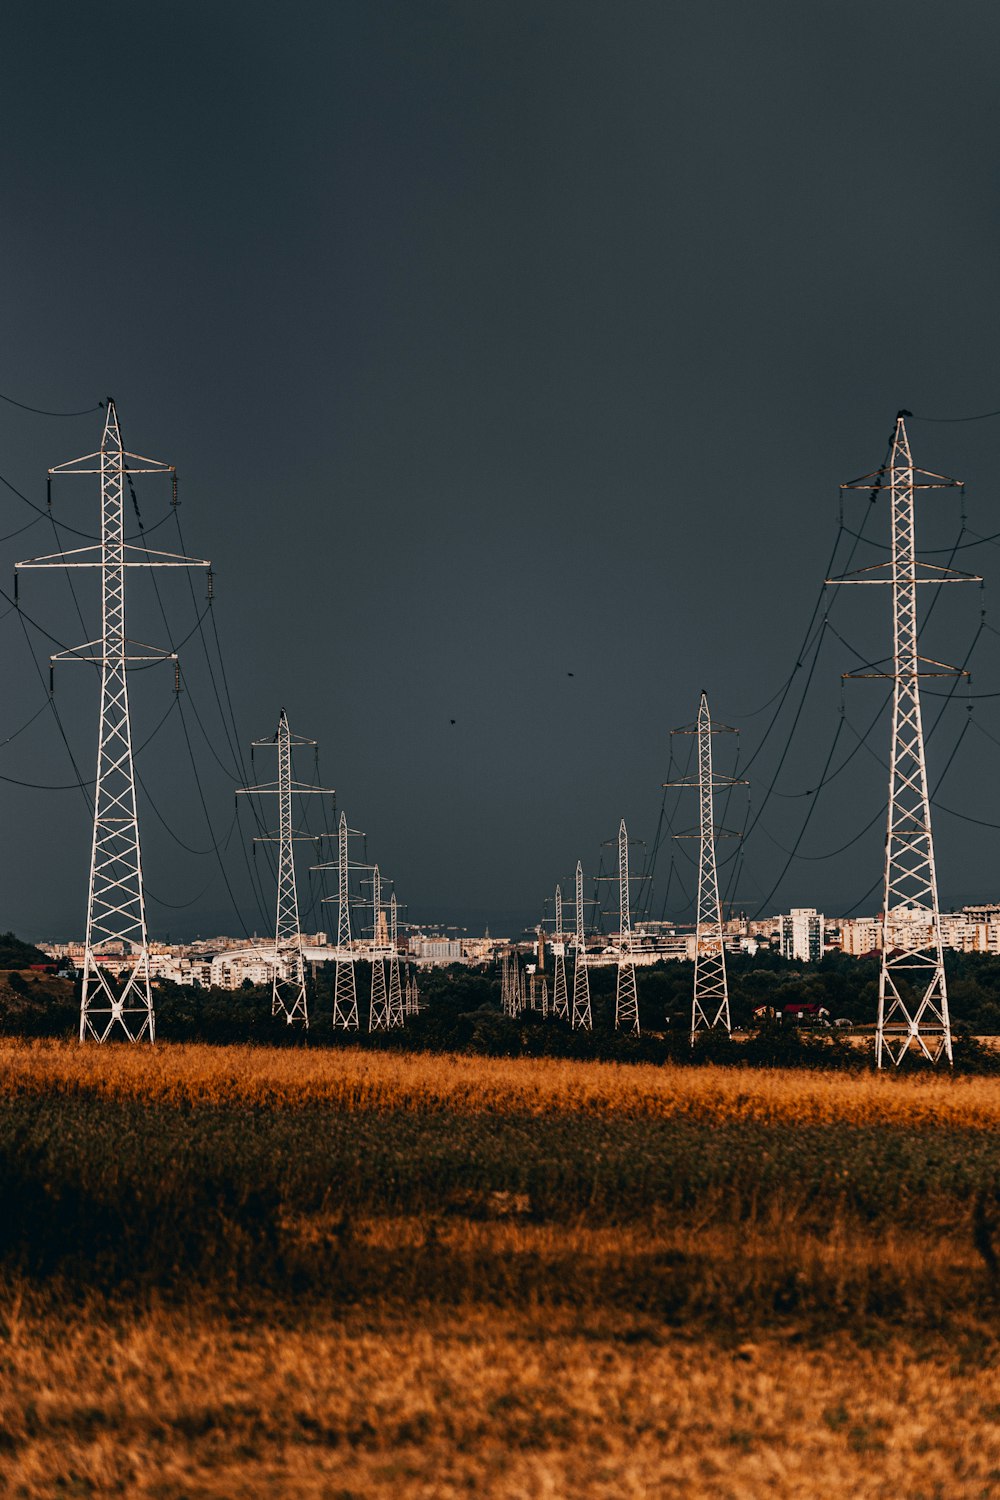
909 408 1000 424
0 390 101 417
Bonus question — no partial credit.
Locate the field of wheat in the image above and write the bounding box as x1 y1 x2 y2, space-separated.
1 1040 998 1497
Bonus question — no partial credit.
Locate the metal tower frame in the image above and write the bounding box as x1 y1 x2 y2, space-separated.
832 414 978 1066
500 949 516 1017
388 892 405 1027
667 692 744 1042
238 710 332 1027
551 884 569 1020
571 860 592 1030
368 864 390 1031
17 399 208 1042
315 811 362 1029
615 820 639 1033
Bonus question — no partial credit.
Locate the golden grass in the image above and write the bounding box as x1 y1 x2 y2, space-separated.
0 1037 996 1128
0 1295 997 1499
4 1042 998 1494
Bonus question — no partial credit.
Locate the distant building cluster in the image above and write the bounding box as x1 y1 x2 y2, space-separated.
37 902 1000 982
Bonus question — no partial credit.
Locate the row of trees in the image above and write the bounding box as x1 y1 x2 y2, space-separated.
3 943 1000 1066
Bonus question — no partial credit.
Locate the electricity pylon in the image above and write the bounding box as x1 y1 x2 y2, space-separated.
238 709 332 1027
667 692 744 1042
388 892 405 1027
406 969 419 1016
615 820 639 1034
500 950 516 1016
17 399 208 1043
323 812 359 1029
832 414 979 1066
368 864 390 1031
571 860 592 1030
552 884 569 1020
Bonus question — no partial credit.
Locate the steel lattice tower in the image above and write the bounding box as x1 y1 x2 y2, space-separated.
551 884 569 1020
667 692 743 1042
238 710 331 1027
615 819 639 1033
571 860 592 1030
328 812 360 1029
500 950 515 1017
388 892 405 1027
17 399 208 1042
832 415 978 1066
368 865 390 1031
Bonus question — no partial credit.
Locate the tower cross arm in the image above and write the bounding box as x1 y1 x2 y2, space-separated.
663 775 748 788
49 449 175 476
671 721 739 736
840 469 961 491
251 735 320 749
827 561 980 585
253 831 328 843
238 783 334 795
17 543 210 570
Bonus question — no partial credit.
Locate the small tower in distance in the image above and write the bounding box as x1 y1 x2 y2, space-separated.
666 692 744 1043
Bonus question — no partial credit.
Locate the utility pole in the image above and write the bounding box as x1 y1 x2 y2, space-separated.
388 892 405 1027
616 819 639 1034
571 859 592 1030
238 709 332 1027
832 414 979 1066
551 884 569 1020
17 399 208 1042
667 692 744 1042
368 864 390 1031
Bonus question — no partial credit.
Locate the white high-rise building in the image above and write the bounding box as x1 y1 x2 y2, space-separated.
779 908 825 963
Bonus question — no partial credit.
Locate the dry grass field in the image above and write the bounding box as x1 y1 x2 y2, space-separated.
1 1040 998 1497
4 1035 999 1126
3 1301 999 1499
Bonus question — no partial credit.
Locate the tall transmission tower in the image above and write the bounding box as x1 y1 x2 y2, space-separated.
388 892 405 1028
325 812 359 1029
832 414 979 1066
551 884 569 1020
238 710 332 1027
500 949 516 1017
667 692 744 1042
571 859 592 1030
615 820 639 1034
368 864 390 1031
17 399 208 1043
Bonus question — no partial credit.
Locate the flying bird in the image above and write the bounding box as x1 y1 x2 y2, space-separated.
450 719 456 725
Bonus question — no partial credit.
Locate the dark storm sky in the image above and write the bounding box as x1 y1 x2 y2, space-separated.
2 0 1000 941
